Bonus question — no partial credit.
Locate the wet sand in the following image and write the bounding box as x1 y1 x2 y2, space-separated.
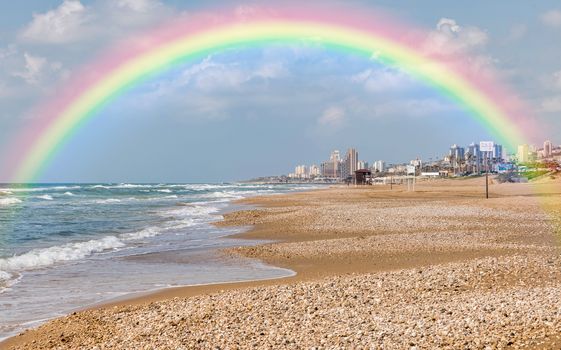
3 177 561 349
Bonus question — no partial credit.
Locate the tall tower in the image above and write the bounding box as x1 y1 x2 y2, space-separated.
493 144 503 162
544 140 552 158
517 144 529 163
344 148 358 178
330 150 340 162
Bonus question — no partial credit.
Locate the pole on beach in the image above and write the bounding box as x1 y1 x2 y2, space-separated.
485 152 489 199
480 141 493 199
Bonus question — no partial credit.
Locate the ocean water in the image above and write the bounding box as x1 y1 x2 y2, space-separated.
0 183 318 339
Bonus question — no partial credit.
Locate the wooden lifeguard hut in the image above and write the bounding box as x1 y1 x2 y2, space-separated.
354 169 372 185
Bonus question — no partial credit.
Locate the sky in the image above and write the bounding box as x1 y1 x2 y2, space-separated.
0 0 560 182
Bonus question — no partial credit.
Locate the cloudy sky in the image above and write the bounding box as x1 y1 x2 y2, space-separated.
0 0 560 182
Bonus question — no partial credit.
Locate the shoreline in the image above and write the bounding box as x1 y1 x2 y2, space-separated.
0 187 323 347
4 178 561 348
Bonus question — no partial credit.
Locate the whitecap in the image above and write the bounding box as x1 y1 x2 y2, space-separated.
0 270 12 282
91 185 109 189
157 189 172 193
52 186 81 191
64 192 74 196
0 197 22 206
0 236 125 273
120 227 162 240
36 195 53 201
94 198 121 204
115 184 152 189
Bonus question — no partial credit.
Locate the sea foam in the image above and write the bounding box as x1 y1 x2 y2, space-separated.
0 236 125 274
0 197 22 206
94 198 121 204
0 270 12 282
36 195 53 201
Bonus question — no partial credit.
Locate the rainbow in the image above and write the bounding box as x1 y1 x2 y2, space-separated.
2 4 536 182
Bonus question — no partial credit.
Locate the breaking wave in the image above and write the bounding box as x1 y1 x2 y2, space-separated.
0 197 22 206
94 198 121 204
0 236 125 276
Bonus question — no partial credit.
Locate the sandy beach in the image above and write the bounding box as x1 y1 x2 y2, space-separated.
3 177 561 349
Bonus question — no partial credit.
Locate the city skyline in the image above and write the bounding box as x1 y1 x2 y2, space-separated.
286 138 558 180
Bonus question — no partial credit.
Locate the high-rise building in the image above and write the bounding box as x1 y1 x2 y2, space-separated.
544 140 552 158
449 144 465 169
357 160 368 170
321 161 340 178
342 148 358 178
321 150 343 178
294 165 307 178
517 144 529 163
309 165 320 176
373 160 385 173
449 144 465 160
493 144 503 162
330 150 341 162
467 142 481 172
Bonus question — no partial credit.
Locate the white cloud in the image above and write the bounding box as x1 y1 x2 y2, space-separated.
19 0 173 45
12 52 63 85
351 68 413 92
425 18 488 55
115 0 161 12
191 61 286 90
0 45 17 60
254 62 288 79
20 0 91 44
195 66 248 92
149 56 288 95
541 10 561 28
13 53 47 84
318 106 346 127
541 96 561 113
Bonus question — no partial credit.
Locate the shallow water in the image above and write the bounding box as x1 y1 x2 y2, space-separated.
0 183 316 339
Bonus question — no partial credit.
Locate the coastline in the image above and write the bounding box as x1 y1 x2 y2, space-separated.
4 178 561 348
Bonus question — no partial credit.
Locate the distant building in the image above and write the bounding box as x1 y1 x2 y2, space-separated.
410 158 422 168
544 140 553 158
357 160 368 170
449 144 465 170
449 144 465 160
320 161 339 178
294 165 308 178
342 148 358 178
373 160 385 173
493 144 503 162
517 144 529 163
309 164 320 176
467 142 481 173
330 150 341 162
321 150 343 178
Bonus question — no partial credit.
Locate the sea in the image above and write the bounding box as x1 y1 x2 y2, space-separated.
0 183 319 340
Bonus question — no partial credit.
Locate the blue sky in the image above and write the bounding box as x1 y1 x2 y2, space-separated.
0 0 560 182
